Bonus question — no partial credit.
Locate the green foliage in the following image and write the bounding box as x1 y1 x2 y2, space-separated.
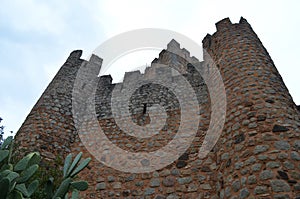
0 136 39 199
0 137 91 199
32 157 64 199
0 118 13 148
0 117 4 146
45 152 91 199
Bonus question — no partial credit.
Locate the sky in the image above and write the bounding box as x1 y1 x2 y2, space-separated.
0 0 299 135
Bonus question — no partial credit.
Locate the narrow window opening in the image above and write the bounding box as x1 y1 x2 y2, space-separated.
143 103 147 114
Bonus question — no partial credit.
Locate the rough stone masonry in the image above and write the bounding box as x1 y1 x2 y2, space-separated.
15 17 300 198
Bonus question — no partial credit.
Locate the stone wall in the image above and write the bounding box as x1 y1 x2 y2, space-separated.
15 50 84 160
74 43 215 198
14 17 300 198
202 17 300 198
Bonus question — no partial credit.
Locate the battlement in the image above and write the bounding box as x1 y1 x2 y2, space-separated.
94 39 203 90
89 54 103 66
203 16 251 49
65 50 83 65
215 16 250 31
165 39 199 63
15 17 300 198
98 75 113 86
215 17 232 31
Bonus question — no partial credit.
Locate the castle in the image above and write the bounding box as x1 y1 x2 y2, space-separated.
15 17 300 198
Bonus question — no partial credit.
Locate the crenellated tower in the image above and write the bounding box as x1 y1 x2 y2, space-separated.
203 17 300 198
15 50 84 160
14 17 300 198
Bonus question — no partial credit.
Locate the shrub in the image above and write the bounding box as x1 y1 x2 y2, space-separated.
0 137 91 199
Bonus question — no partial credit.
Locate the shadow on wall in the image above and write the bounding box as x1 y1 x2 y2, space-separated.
297 105 300 112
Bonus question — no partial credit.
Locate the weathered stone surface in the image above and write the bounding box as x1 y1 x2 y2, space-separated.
247 175 257 184
232 180 241 192
197 175 206 183
235 162 244 170
274 141 290 150
291 151 300 160
150 178 160 187
171 169 180 176
125 174 136 182
272 125 289 132
252 163 261 172
254 186 268 195
283 161 295 169
267 161 280 168
96 182 106 190
108 191 114 197
200 183 212 190
254 145 269 154
160 170 171 177
241 167 249 175
13 17 300 199
278 153 288 159
277 170 289 180
177 177 192 185
273 194 290 199
294 183 300 191
225 187 231 197
245 156 256 165
248 122 257 129
166 193 179 199
258 155 268 161
132 190 143 196
122 190 130 197
201 165 211 172
257 115 266 121
107 175 115 182
240 188 250 199
135 181 144 187
270 180 291 192
234 133 245 144
112 182 122 189
290 171 300 179
259 170 274 180
176 161 187 168
232 123 241 131
294 140 300 150
154 194 166 199
163 176 175 187
175 153 189 168
144 188 156 195
221 153 229 160
187 183 198 192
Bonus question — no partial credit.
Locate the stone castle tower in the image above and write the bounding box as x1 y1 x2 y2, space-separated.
15 17 300 198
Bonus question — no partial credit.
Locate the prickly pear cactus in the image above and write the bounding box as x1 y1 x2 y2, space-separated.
0 137 91 199
48 152 91 199
0 136 40 199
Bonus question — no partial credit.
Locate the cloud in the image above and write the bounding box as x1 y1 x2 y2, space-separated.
0 0 67 35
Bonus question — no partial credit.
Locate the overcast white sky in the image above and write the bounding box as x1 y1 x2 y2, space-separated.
0 0 299 134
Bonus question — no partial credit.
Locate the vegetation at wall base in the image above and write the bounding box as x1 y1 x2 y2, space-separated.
0 136 91 199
